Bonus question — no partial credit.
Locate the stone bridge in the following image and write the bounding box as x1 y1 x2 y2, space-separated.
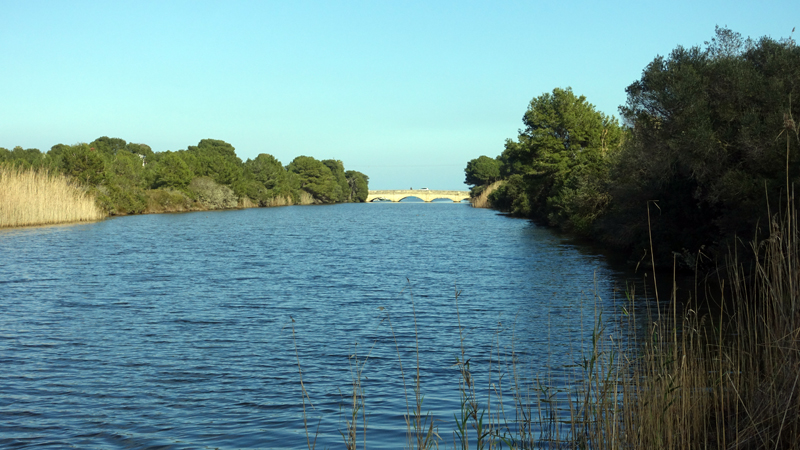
366 190 470 203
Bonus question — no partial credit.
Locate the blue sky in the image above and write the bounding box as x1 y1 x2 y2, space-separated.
1 1 795 190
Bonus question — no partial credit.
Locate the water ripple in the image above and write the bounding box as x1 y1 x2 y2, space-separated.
0 203 636 449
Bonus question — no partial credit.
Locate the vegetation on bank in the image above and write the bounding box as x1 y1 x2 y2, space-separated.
449 26 800 450
0 166 105 228
0 137 369 221
466 27 800 268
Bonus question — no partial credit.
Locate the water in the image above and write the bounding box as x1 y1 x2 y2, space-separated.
0 202 636 449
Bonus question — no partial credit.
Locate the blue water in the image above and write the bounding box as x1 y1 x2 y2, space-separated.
0 203 635 449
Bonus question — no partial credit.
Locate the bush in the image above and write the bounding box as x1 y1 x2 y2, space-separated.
188 176 238 209
145 188 195 213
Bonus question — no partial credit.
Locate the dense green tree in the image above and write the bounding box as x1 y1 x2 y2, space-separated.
489 87 623 234
322 159 349 202
345 170 370 202
90 137 127 157
464 155 501 186
58 143 106 185
287 156 340 203
0 146 46 169
152 151 194 189
9 135 367 213
240 153 295 205
245 154 287 189
601 27 800 264
487 174 530 216
124 143 154 159
186 139 244 186
97 150 148 214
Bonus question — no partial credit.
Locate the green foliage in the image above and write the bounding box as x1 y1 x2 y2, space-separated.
6 135 366 214
345 170 370 202
488 174 530 216
58 143 106 185
0 146 47 169
287 155 341 203
152 151 194 190
98 151 148 214
188 176 238 209
186 139 243 186
601 27 800 264
146 188 194 211
489 87 622 234
323 159 349 203
245 153 288 190
90 136 127 157
124 142 154 159
96 183 147 215
464 155 501 186
472 27 800 267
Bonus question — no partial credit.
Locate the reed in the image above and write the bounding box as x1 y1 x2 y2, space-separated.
297 190 315 205
264 195 293 207
543 199 800 449
0 166 104 228
470 181 503 209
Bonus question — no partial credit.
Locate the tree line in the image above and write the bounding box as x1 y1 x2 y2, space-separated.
1 138 369 215
465 27 800 268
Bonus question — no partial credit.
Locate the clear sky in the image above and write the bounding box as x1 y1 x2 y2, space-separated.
1 1 795 190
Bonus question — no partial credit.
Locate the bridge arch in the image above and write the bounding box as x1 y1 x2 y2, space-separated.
366 190 470 203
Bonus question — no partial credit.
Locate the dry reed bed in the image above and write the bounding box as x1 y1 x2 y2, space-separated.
469 181 504 209
0 167 104 228
498 203 800 448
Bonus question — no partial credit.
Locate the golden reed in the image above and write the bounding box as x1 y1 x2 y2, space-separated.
469 180 503 209
0 167 104 228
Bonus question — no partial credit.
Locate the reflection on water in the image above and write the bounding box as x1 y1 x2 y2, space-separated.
0 203 641 448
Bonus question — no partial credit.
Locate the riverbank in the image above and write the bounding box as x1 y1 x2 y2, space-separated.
136 181 316 215
0 165 326 228
2 138 370 224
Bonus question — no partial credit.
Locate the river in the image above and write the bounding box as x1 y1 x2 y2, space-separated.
0 202 641 449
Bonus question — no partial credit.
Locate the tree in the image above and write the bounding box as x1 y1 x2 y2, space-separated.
322 159 349 202
186 139 243 186
287 156 340 203
59 143 106 185
0 147 46 169
464 155 501 186
491 87 622 233
124 142 154 159
90 136 127 157
603 27 800 264
245 154 287 190
345 170 369 202
240 153 294 205
152 151 193 189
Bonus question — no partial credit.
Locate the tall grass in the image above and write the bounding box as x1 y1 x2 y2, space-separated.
264 195 294 207
523 201 800 449
297 190 316 205
470 181 504 209
0 166 105 228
